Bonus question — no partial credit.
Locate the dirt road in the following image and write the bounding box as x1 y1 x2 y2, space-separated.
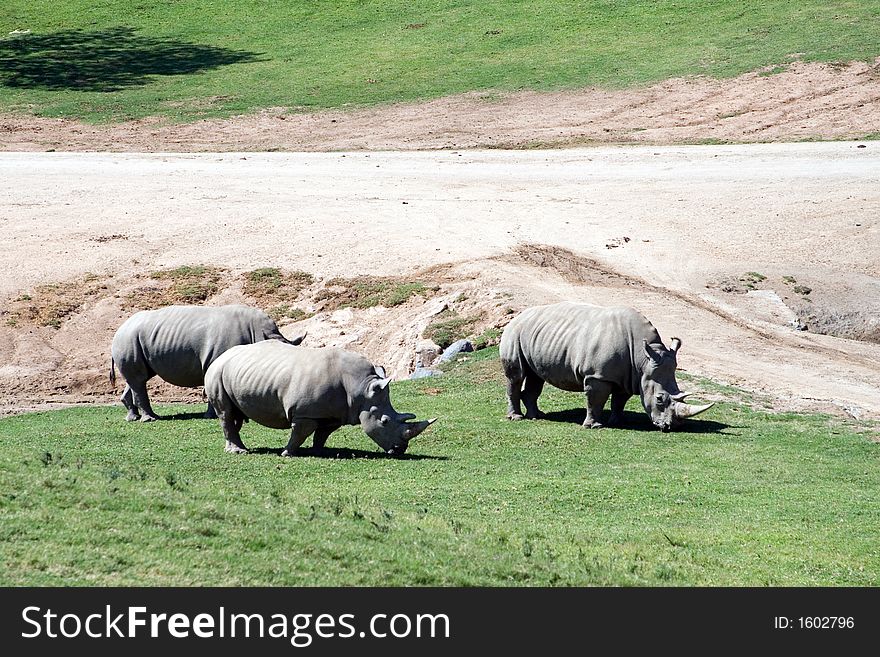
1 143 878 418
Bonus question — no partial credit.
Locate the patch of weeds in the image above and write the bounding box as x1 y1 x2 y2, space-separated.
316 276 436 310
472 327 502 350
424 310 478 349
243 267 314 305
690 138 732 146
713 271 769 294
7 274 111 329
129 265 226 309
782 275 797 285
758 64 787 77
792 285 812 296
268 305 311 323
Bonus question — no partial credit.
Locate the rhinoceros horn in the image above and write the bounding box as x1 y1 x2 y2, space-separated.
673 400 714 419
403 418 437 440
284 331 307 346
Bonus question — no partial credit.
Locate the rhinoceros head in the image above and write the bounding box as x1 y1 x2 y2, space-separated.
357 376 437 455
640 338 713 432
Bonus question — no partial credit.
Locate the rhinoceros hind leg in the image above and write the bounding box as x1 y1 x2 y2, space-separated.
221 409 248 454
126 379 160 422
582 380 612 429
204 402 218 420
504 369 525 420
281 419 318 457
120 385 140 421
522 375 546 420
606 391 631 427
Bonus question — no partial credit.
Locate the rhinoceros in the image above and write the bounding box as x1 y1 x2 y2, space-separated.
499 302 713 432
110 304 303 422
204 340 437 456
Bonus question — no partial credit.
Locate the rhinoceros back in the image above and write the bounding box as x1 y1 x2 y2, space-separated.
112 305 278 388
205 342 374 429
500 302 661 394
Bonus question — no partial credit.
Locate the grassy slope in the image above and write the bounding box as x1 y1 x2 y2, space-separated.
0 1 878 122
1 347 877 586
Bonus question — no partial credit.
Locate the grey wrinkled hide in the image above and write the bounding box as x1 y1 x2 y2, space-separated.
500 302 713 431
110 304 301 422
204 341 436 456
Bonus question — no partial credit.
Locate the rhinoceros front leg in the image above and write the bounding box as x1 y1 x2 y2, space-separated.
312 422 342 451
281 419 319 457
120 384 140 422
522 375 546 420
204 401 218 420
582 379 612 429
221 411 248 454
606 390 631 427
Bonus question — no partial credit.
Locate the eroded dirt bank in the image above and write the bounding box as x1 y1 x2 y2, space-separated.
2 59 879 152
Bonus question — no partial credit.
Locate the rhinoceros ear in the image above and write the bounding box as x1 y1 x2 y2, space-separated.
643 339 663 364
669 337 682 353
374 365 386 378
368 378 392 396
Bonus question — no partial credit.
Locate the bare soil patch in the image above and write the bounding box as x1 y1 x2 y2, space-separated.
2 59 879 152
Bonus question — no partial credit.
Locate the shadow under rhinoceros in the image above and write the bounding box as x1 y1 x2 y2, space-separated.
160 411 213 421
245 446 448 460
539 408 733 434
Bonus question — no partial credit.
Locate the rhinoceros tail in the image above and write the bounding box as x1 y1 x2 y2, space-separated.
109 358 117 388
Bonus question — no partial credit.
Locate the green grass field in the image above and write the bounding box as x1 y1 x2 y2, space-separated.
1 348 877 586
1 1 878 122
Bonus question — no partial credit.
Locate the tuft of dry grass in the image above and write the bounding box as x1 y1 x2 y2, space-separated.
424 310 480 349
126 265 226 309
3 273 109 329
315 276 436 310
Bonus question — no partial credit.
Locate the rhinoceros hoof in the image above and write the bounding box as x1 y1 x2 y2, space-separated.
139 414 159 423
125 412 140 422
582 421 604 429
280 449 296 458
224 444 248 455
508 413 525 421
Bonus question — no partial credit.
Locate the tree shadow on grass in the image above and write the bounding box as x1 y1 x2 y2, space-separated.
540 408 734 434
247 446 448 461
0 26 262 92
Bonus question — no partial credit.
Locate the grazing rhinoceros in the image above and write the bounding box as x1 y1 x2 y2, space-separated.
499 302 713 432
110 304 303 422
204 341 436 456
